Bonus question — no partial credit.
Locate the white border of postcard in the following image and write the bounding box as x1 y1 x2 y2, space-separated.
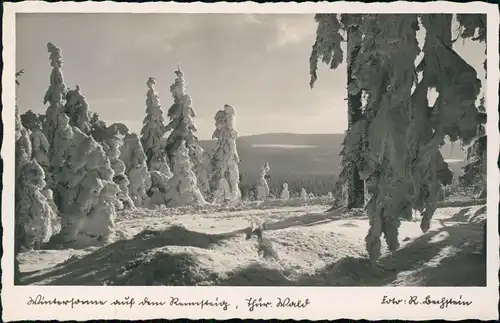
2 1 499 321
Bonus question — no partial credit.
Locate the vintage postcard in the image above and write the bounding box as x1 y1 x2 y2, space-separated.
2 1 499 321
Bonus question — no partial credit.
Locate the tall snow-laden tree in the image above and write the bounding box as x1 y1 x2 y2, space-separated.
141 77 172 177
310 14 484 263
210 105 242 204
43 43 67 153
310 14 365 209
165 67 210 195
42 43 70 205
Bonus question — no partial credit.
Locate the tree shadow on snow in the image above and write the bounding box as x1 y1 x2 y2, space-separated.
219 222 486 287
19 225 245 286
263 207 366 231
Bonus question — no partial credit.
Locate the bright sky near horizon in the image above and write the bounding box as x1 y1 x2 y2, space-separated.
16 13 486 140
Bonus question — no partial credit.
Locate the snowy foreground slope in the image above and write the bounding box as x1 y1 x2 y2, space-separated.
19 200 486 286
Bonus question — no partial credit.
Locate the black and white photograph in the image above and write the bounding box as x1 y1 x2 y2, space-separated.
2 1 499 321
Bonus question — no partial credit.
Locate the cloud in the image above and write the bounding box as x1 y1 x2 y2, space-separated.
267 15 317 50
244 14 263 25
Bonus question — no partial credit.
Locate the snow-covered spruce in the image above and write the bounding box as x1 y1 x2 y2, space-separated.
280 183 290 200
102 129 135 210
64 85 93 135
256 162 271 201
160 140 207 207
51 127 119 246
20 110 50 171
16 159 59 250
210 105 242 204
141 77 172 178
43 42 67 154
119 125 152 208
165 67 210 196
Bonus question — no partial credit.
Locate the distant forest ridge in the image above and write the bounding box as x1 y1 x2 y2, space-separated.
198 133 466 196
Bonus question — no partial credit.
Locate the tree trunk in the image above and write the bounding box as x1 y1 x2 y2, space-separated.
344 24 364 209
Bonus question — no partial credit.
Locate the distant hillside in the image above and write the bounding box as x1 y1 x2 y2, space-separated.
199 132 466 180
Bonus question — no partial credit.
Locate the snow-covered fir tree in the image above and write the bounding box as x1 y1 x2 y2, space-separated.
165 66 210 195
119 125 151 207
52 127 119 246
102 129 135 210
16 158 59 250
42 43 68 198
210 105 242 203
141 77 172 178
155 140 207 207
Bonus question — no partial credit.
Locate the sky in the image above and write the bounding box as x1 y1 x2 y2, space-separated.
16 13 486 140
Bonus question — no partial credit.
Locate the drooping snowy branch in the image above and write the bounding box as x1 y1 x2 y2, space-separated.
210 105 242 204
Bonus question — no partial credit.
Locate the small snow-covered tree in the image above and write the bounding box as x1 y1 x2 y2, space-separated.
21 110 50 170
119 125 151 207
64 85 93 135
210 105 242 203
161 140 207 207
16 158 59 250
256 162 271 201
300 188 308 199
141 77 172 178
280 183 290 200
102 129 135 210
